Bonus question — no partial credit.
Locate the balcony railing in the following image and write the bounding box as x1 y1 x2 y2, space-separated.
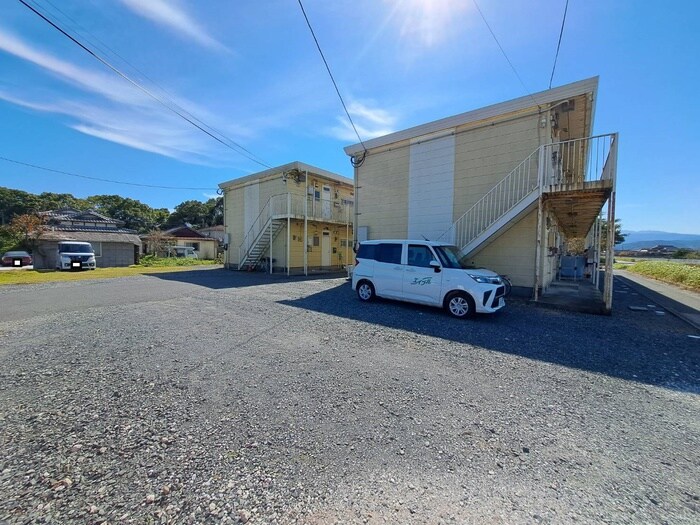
541 133 618 187
238 192 353 264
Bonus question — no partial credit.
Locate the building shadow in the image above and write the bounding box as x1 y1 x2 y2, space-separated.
144 267 347 290
279 280 700 394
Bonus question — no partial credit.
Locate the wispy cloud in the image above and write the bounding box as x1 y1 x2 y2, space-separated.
0 88 235 165
328 100 398 142
117 0 227 52
0 28 150 107
0 30 255 166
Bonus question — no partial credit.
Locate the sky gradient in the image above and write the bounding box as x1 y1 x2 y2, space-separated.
1 0 698 233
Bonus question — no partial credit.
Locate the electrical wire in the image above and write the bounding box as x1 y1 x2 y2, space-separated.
471 0 541 110
0 155 216 190
296 0 368 167
18 0 272 170
549 0 569 89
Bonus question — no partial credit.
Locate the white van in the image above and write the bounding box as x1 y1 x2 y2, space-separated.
167 246 198 259
352 240 505 318
56 241 97 270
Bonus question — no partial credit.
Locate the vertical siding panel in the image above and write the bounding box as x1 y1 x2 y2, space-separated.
408 133 455 240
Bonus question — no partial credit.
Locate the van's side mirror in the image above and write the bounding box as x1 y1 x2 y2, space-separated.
429 260 441 273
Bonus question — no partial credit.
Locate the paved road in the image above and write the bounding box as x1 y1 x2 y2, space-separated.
0 269 698 524
615 269 700 330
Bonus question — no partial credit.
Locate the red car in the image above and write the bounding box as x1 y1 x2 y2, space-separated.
1 251 32 267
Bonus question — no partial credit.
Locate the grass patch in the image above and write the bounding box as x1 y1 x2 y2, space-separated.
623 261 700 292
0 263 220 286
138 255 220 267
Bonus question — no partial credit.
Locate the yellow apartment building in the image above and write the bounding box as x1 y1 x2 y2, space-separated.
219 161 354 275
345 77 618 312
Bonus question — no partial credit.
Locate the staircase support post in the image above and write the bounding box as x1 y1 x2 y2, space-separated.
304 181 308 276
534 195 544 301
533 145 546 301
287 193 291 276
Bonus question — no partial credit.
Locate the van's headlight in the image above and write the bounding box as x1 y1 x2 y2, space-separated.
467 273 502 284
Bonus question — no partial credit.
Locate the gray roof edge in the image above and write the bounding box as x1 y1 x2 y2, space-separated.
344 76 600 155
219 161 352 190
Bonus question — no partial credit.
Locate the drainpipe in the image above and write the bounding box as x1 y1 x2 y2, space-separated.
287 192 291 276
354 167 359 245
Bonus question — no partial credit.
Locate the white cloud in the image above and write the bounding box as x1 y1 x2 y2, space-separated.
117 0 227 52
0 31 255 166
328 100 398 142
0 88 241 166
0 28 150 107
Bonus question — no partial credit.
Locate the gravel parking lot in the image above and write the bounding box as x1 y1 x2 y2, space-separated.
0 269 698 524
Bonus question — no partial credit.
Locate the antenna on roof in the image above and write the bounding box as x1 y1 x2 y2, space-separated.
422 235 430 241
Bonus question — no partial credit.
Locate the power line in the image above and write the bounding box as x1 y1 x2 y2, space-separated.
471 0 540 110
18 0 272 170
0 155 216 190
34 0 262 170
296 0 368 162
549 0 570 89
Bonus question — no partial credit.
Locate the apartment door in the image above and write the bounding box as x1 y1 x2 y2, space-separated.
321 185 332 219
321 231 331 266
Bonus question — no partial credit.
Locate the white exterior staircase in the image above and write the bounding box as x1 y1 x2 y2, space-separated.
438 134 617 257
237 192 354 271
438 147 541 256
239 217 285 270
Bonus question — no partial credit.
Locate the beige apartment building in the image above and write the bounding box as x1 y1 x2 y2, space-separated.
345 77 618 311
219 161 354 274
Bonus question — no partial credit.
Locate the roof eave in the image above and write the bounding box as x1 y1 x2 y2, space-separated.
218 161 352 190
344 76 599 156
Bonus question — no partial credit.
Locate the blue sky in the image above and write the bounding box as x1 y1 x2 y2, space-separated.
0 0 698 233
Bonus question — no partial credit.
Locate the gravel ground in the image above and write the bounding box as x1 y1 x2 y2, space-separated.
0 269 698 524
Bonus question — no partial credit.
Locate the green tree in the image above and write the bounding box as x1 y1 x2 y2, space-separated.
600 218 626 248
165 199 212 229
35 192 86 211
0 187 40 224
86 195 168 233
206 197 224 226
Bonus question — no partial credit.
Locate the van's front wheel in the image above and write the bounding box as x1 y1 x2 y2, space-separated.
356 280 375 302
445 292 474 319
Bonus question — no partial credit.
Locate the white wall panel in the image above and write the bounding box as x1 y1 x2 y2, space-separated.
243 182 260 237
408 134 455 240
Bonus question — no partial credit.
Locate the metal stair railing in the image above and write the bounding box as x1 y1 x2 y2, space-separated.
437 133 618 256
238 192 356 268
437 147 541 251
238 195 280 268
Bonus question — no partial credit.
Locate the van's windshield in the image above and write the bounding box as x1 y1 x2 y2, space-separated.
433 245 470 269
59 244 93 254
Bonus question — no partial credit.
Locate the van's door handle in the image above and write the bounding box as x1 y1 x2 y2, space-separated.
405 268 416 273
393 266 403 271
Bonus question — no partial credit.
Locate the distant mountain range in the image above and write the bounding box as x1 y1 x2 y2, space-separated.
618 230 700 250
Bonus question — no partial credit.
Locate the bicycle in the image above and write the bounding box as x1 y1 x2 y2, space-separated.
500 275 512 297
